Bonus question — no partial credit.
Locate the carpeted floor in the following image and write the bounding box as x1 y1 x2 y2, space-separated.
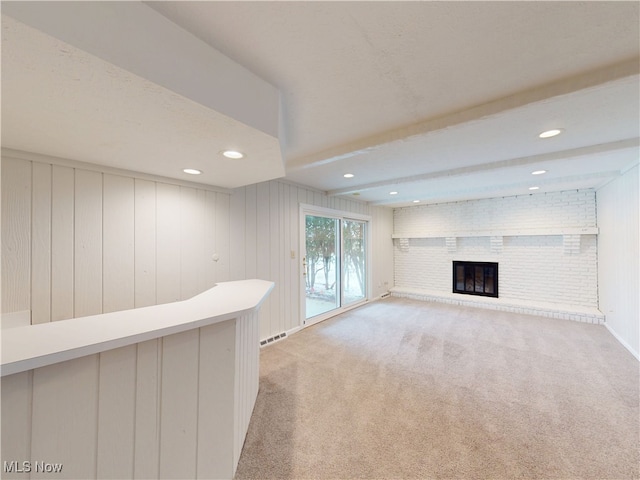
234 297 639 480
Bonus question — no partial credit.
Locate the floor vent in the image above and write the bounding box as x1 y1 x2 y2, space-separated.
260 332 287 347
380 292 391 299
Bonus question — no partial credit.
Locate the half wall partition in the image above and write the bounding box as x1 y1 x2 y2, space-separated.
1 280 273 480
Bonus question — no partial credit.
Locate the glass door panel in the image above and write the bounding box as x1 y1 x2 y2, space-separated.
343 219 366 306
305 215 340 319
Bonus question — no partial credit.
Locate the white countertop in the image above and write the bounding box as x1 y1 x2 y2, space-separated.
1 279 274 377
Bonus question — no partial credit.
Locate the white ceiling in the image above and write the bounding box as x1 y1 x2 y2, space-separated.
2 1 639 207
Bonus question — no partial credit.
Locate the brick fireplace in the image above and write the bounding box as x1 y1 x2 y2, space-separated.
390 190 604 324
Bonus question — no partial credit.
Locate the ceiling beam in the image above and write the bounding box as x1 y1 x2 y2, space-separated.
288 58 639 172
327 137 640 196
368 170 625 207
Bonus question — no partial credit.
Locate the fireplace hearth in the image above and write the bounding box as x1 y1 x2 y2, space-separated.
453 261 498 298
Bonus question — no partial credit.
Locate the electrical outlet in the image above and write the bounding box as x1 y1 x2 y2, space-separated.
290 250 296 259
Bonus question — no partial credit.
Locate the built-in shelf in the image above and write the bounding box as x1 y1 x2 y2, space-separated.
391 227 598 239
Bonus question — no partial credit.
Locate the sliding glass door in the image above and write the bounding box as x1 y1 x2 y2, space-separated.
304 215 340 318
343 219 366 306
303 208 369 324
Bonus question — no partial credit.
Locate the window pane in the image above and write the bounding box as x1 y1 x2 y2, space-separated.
474 267 484 292
455 265 465 291
343 220 366 305
305 215 339 319
464 266 474 292
484 267 495 294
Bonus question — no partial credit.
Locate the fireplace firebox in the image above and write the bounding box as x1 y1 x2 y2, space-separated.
453 261 498 298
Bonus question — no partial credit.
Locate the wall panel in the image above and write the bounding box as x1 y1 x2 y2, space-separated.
103 174 135 313
134 179 157 308
244 184 257 280
195 190 209 292
159 329 199 479
282 184 292 330
156 183 181 304
230 188 246 281
31 162 52 324
371 206 395 298
31 355 99 479
215 192 231 282
204 190 218 288
269 181 281 334
1 157 31 314
51 165 75 321
97 346 137 479
597 165 639 358
0 371 32 480
74 170 103 318
197 320 236 478
133 339 161 479
289 186 301 329
179 187 200 300
233 312 260 469
255 182 271 339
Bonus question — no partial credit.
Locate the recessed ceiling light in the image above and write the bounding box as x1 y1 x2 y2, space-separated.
539 129 563 138
413 200 420 203
532 170 547 175
183 168 202 175
222 150 244 159
343 173 354 178
390 191 398 195
529 186 540 191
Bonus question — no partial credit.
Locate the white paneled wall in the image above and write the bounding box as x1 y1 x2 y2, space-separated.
1 153 395 341
2 157 31 315
1 313 260 480
1 154 229 323
230 181 394 340
597 164 639 359
370 205 395 295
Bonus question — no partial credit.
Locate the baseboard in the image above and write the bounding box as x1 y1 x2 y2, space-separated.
286 326 302 337
604 322 640 361
262 297 381 346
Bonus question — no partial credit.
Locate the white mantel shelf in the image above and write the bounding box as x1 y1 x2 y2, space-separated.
391 226 599 239
1 279 274 377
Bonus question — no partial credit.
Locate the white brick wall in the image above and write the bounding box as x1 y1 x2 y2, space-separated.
394 189 596 237
392 190 600 322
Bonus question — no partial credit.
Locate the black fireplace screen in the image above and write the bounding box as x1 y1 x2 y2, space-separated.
453 261 498 298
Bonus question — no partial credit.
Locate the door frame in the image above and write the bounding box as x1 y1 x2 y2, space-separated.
299 204 372 327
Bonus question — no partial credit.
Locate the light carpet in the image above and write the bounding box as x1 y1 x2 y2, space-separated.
234 297 639 479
